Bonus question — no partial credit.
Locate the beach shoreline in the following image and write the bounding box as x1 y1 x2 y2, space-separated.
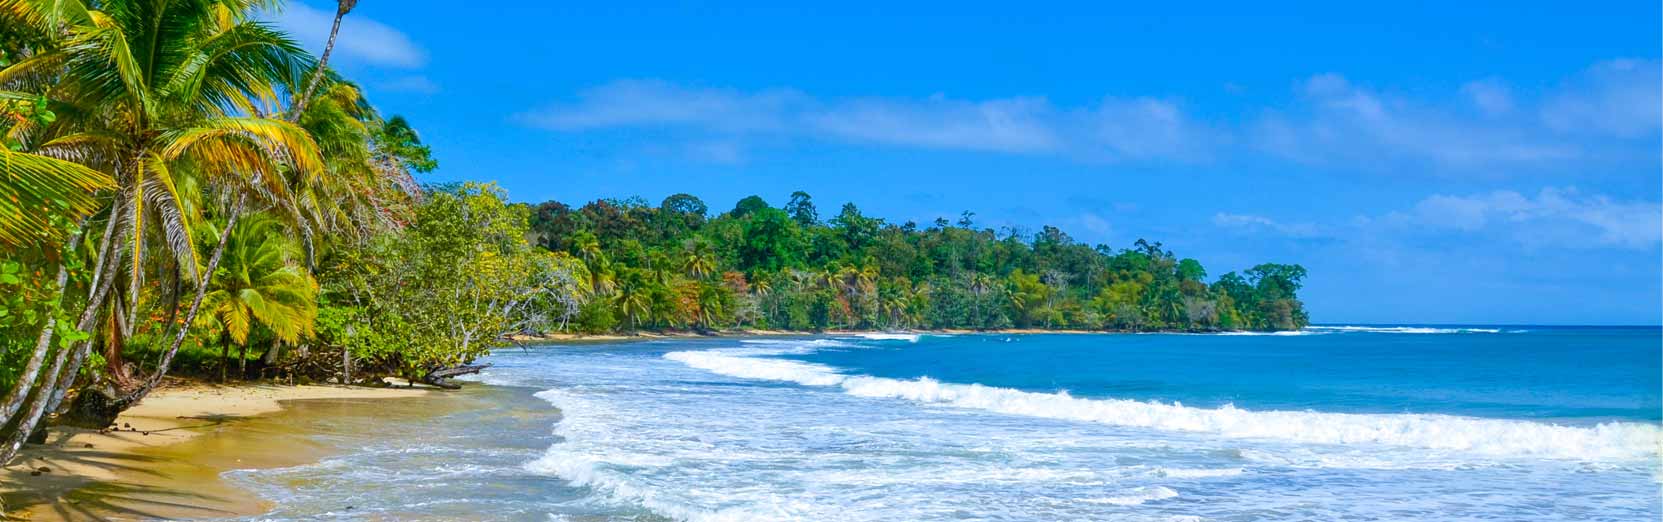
0 381 431 521
509 327 1228 343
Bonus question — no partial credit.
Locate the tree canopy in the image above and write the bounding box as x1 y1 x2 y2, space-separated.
529 193 1309 333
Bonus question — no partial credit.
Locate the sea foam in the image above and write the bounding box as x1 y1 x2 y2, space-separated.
1305 325 1504 334
664 346 1663 464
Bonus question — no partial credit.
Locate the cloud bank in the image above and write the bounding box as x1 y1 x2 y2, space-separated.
520 59 1659 170
518 80 1214 162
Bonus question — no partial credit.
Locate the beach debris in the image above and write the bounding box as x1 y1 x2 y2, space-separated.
84 443 94 448
122 423 130 429
29 470 40 476
36 467 49 473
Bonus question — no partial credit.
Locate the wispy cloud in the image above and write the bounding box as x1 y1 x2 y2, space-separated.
1252 74 1582 168
1254 59 1659 170
1212 213 1324 238
1398 187 1662 249
1460 79 1514 116
518 80 1213 161
1217 188 1661 250
1540 59 1662 138
274 3 427 69
520 59 1657 170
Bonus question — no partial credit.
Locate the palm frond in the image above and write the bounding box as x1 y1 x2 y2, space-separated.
0 147 114 248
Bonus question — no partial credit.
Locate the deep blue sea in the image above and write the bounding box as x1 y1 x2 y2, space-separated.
231 326 1663 521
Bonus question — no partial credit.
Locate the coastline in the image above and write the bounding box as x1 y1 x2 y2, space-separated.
508 327 1231 343
0 381 430 521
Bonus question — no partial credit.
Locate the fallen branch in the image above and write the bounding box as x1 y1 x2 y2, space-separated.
419 364 490 389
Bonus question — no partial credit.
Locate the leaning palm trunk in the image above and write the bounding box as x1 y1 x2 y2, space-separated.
291 0 358 118
120 195 247 404
289 1 357 270
24 206 126 435
0 245 122 466
0 266 70 425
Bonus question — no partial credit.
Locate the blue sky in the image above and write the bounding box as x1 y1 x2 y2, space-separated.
275 1 1661 325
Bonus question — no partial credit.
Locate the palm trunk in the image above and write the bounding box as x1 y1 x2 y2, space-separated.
220 334 229 383
238 342 248 379
291 0 357 119
35 209 124 426
0 266 69 425
261 339 281 365
122 194 245 404
1 246 121 466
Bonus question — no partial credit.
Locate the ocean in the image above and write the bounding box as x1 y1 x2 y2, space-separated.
229 326 1663 521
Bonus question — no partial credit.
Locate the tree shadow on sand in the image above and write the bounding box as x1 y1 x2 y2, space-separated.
39 481 233 521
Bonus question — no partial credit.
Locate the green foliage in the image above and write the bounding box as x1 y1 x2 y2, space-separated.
527 192 1310 332
316 182 588 380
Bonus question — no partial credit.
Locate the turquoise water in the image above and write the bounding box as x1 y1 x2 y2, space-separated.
231 327 1663 521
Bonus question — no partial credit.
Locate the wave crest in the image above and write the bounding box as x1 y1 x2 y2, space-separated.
663 348 1663 463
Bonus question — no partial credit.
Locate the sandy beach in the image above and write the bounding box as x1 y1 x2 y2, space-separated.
1 381 430 521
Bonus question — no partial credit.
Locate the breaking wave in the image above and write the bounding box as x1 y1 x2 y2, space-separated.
1306 325 1506 334
664 347 1662 464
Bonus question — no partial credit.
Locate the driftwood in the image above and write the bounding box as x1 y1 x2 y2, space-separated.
420 364 490 390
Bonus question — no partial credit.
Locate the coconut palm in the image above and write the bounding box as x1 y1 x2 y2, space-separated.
681 238 716 279
195 214 316 381
291 0 358 117
0 0 324 430
613 275 651 328
570 231 601 262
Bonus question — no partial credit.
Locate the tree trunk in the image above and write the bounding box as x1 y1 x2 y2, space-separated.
341 347 351 385
121 195 245 406
261 338 282 365
238 342 248 379
0 266 68 424
220 335 229 383
0 253 120 466
36 208 124 419
5 214 123 457
291 0 356 119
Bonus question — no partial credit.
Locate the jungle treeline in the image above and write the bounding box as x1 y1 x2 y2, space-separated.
526 193 1310 335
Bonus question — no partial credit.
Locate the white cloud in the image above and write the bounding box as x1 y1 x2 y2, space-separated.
1089 97 1213 161
1405 188 1662 249
1541 59 1662 138
1254 74 1581 168
518 80 1211 160
522 80 800 133
1212 213 1323 238
806 95 1060 153
275 2 426 69
1461 79 1513 116
522 59 1655 169
1219 188 1662 251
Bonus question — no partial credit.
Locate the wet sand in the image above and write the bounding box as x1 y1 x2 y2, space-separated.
1 383 448 521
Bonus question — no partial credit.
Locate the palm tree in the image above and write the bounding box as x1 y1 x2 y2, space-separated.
570 231 602 262
0 148 115 249
0 0 325 441
198 218 312 379
291 0 359 117
585 254 616 297
195 215 316 382
680 238 716 279
968 273 996 329
613 276 651 329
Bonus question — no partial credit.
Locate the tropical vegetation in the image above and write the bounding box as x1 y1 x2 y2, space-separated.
0 0 579 476
528 192 1308 335
0 0 1309 493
